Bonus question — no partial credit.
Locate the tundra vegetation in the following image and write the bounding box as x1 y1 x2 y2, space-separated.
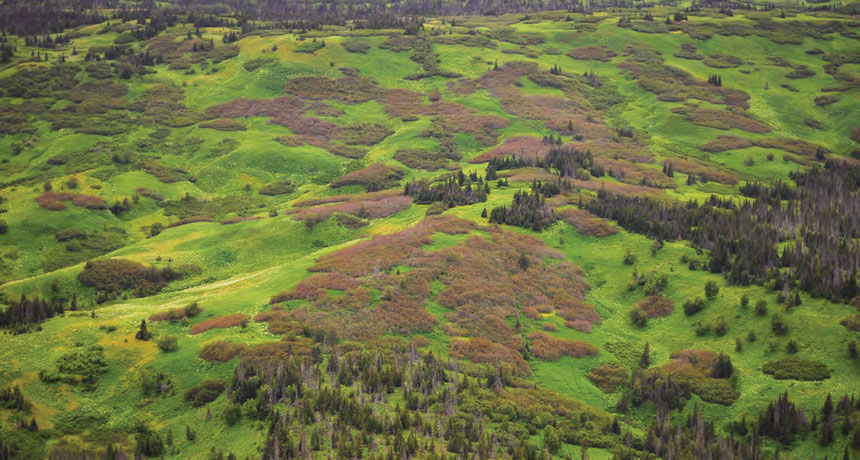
0 0 858 459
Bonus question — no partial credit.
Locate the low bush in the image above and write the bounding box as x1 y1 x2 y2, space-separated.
199 118 246 131
528 332 598 360
331 163 405 191
190 313 249 335
342 39 371 54
450 338 529 376
703 54 743 68
635 295 675 317
555 208 618 237
683 297 706 316
839 314 860 332
184 379 225 406
395 148 458 170
567 45 617 62
259 180 295 196
36 192 107 211
78 258 182 300
157 335 178 352
587 363 628 392
198 341 246 362
339 123 393 145
242 57 274 72
762 357 830 381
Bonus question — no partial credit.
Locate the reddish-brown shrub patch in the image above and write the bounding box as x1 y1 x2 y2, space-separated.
339 123 393 145
645 349 739 405
167 216 215 228
220 216 263 225
37 192 107 211
199 118 246 131
469 136 554 164
701 135 827 157
395 148 459 170
446 78 479 96
289 195 413 227
270 273 361 304
529 332 598 360
587 363 628 392
239 338 312 367
135 187 165 202
331 163 405 191
565 320 594 333
703 54 744 68
380 89 507 145
149 304 203 322
635 295 675 318
198 340 246 362
190 313 249 335
567 45 617 62
598 158 677 189
618 46 750 109
555 208 618 237
378 34 416 52
663 159 738 185
306 101 345 117
450 338 530 375
571 178 662 197
292 190 402 208
283 75 381 103
671 105 770 133
263 216 598 359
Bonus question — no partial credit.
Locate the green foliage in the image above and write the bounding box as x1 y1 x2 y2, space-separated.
683 297 706 316
258 180 296 196
184 379 226 407
295 40 325 53
705 281 719 298
762 357 831 381
242 57 275 72
157 335 178 352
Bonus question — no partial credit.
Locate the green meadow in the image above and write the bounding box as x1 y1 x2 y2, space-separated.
0 3 858 459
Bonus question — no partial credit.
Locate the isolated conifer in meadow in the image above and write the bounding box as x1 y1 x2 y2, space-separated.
639 342 651 368
135 319 151 340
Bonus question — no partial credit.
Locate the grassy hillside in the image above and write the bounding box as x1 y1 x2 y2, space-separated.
0 3 858 459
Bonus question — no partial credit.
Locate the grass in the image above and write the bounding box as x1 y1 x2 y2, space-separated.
0 9 858 460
